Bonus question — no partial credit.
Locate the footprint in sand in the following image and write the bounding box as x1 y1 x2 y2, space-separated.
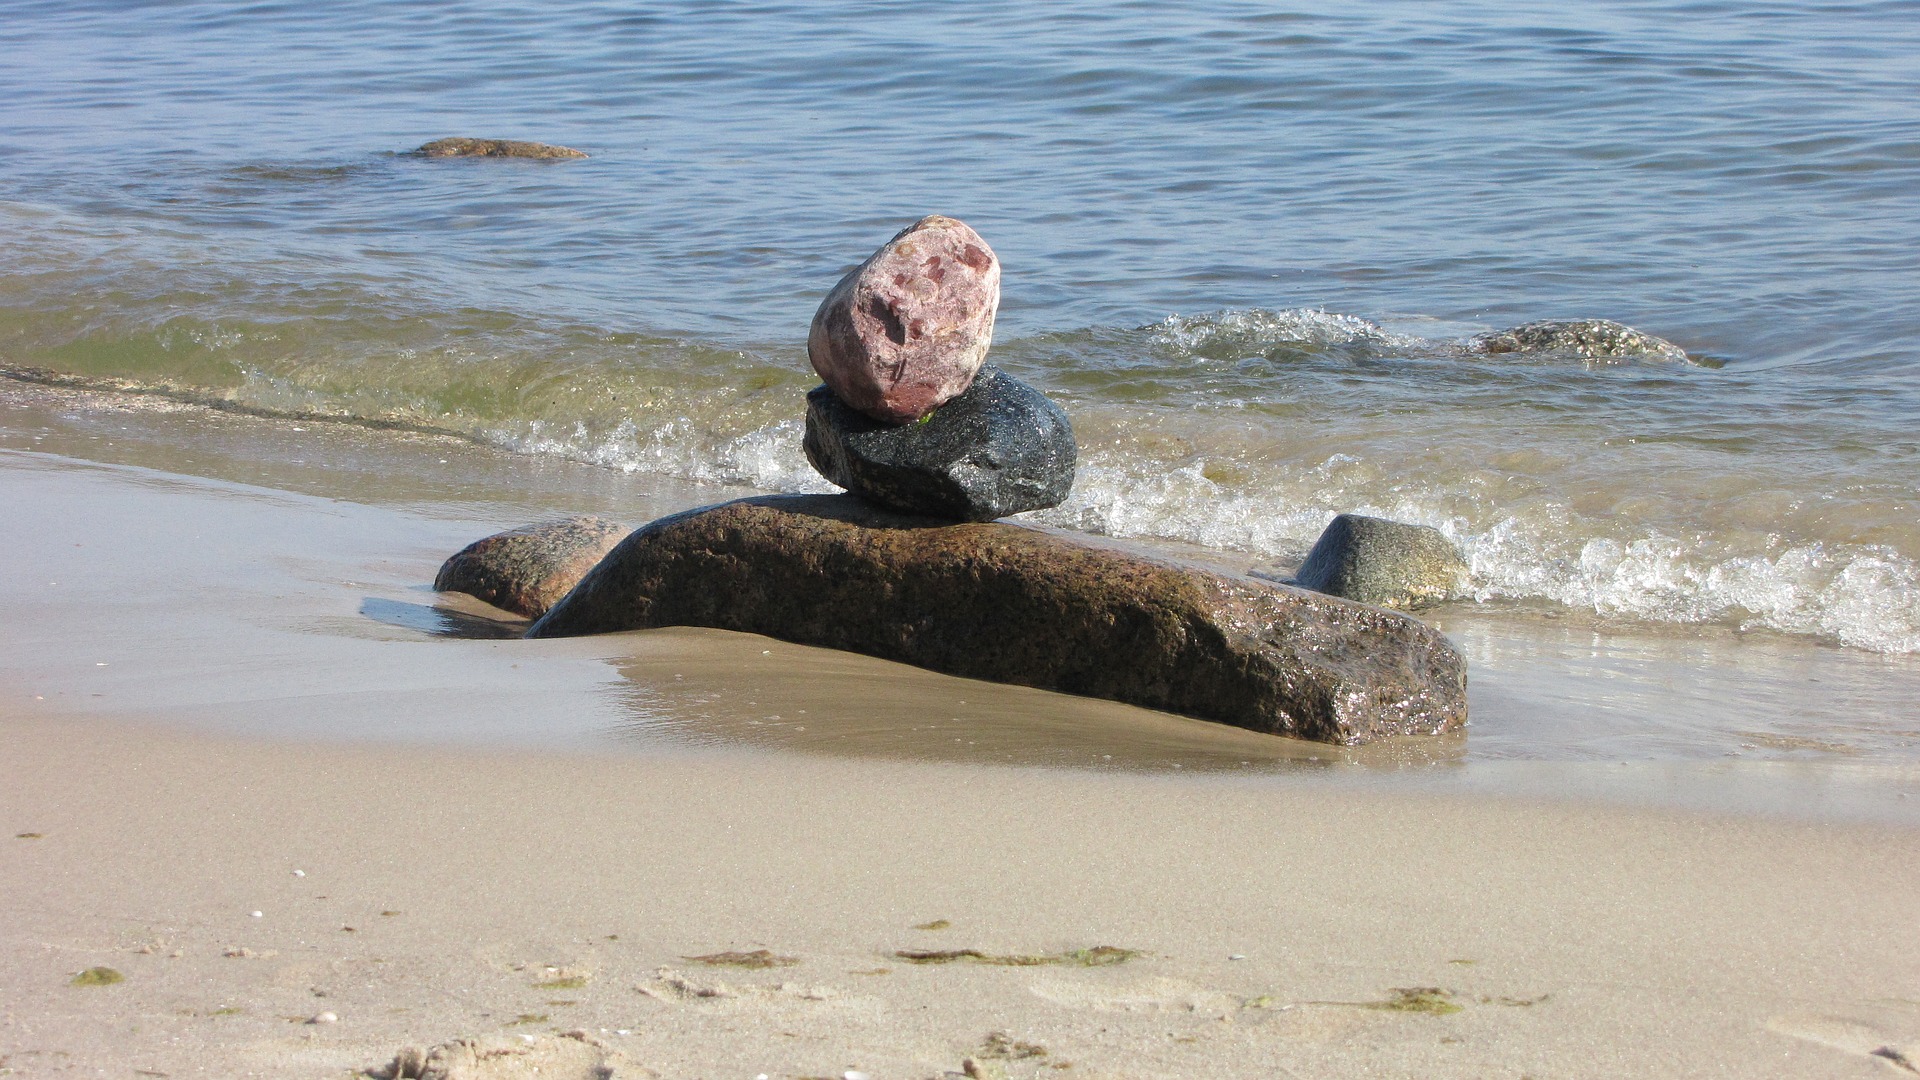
1025 974 1240 1014
371 1031 640 1080
1767 1015 1918 1073
637 967 840 1005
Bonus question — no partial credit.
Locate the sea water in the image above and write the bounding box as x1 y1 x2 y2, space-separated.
3 1 1918 769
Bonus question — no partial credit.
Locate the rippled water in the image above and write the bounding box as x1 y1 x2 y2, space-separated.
3 0 1918 651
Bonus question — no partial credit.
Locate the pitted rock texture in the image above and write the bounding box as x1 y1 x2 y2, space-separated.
803 366 1076 521
412 138 588 159
807 215 1000 424
433 516 626 619
1470 319 1687 363
1291 514 1470 611
526 496 1466 745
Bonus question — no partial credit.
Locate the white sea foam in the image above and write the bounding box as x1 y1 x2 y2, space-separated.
1145 308 1425 353
489 416 833 496
486 416 1920 654
1037 449 1920 655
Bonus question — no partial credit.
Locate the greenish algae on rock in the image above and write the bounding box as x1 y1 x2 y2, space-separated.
1470 318 1688 364
70 966 124 986
1289 513 1470 610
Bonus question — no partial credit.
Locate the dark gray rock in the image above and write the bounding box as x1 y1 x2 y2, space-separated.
525 495 1466 745
433 516 626 619
1469 319 1687 363
803 366 1076 522
412 138 588 160
1291 514 1469 610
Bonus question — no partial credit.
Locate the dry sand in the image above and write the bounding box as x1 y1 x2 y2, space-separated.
3 383 1919 1078
6 714 1919 1079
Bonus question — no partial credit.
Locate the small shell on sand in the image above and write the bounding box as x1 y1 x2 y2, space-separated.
308 1010 339 1025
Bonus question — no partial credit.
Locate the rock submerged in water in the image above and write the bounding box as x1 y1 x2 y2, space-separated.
411 137 588 160
804 366 1076 521
1290 514 1470 611
433 516 626 619
808 215 1001 425
1469 318 1687 363
525 495 1466 745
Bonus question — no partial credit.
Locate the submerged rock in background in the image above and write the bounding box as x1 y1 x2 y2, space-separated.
808 215 1000 424
1290 514 1470 610
804 366 1076 521
411 137 589 160
433 516 626 619
526 495 1466 745
1469 319 1687 363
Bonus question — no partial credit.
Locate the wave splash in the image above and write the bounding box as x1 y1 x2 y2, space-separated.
3 277 1912 653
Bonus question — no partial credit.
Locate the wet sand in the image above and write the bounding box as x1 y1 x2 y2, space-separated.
3 382 1920 1077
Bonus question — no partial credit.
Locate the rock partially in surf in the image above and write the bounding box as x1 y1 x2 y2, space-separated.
803 366 1076 521
808 215 1000 424
526 495 1466 745
433 516 626 619
411 137 588 160
1291 514 1469 610
1469 319 1687 363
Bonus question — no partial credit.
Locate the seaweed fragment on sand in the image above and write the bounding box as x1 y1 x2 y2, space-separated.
1362 987 1462 1015
684 949 799 969
71 966 124 986
534 975 588 990
1871 1046 1919 1074
893 945 1140 967
977 1031 1049 1059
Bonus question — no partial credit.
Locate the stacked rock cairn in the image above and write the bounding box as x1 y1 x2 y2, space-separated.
801 215 1076 522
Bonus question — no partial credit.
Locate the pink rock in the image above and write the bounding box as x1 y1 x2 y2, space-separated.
807 215 1000 424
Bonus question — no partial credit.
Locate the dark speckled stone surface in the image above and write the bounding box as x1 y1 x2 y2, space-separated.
803 366 1075 522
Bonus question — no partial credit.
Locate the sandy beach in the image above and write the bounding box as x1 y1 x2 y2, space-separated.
8 709 1920 1079
4 383 1920 1078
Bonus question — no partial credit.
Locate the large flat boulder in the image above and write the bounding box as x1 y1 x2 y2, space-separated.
526 496 1465 745
803 366 1076 521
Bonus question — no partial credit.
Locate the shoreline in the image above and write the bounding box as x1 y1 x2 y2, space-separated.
3 380 1920 1076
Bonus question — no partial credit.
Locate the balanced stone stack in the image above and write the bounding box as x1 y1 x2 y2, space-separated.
431 215 1471 746
801 215 1076 521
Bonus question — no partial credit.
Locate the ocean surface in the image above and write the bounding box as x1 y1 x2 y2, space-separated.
4 0 1919 658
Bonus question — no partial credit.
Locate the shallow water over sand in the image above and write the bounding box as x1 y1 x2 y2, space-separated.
3 1 1919 654
5 390 1916 823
